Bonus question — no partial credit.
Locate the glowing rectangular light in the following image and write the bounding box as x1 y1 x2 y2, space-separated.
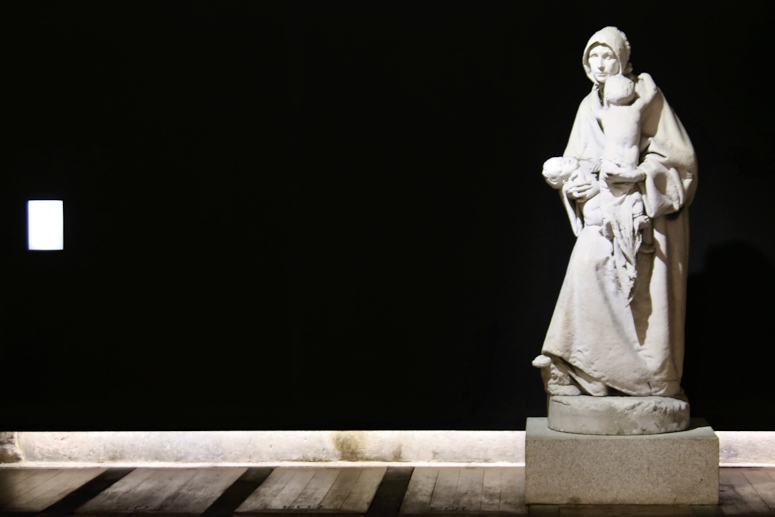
28 200 64 250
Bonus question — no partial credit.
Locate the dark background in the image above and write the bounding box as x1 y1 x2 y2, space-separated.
2 2 773 431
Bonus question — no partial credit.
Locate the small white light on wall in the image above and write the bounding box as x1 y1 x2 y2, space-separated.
28 200 64 251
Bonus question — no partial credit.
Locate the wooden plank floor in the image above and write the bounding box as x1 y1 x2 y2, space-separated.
400 467 526 514
75 467 246 515
236 467 386 515
0 468 105 513
0 467 771 516
718 468 775 516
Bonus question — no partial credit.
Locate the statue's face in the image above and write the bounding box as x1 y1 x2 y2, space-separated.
587 44 620 84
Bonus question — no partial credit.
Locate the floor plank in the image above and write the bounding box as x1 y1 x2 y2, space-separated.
455 468 485 512
39 468 134 517
366 466 413 517
76 468 245 514
291 469 342 510
480 468 503 512
499 468 525 514
75 467 158 511
528 506 560 517
319 469 363 510
340 468 387 513
556 504 694 515
156 468 248 514
400 468 438 515
719 469 771 515
78 468 198 512
0 469 61 504
402 467 525 515
0 468 105 512
201 467 274 517
690 505 725 516
237 468 299 511
236 467 386 514
0 468 39 492
742 469 775 512
428 468 460 512
265 468 318 510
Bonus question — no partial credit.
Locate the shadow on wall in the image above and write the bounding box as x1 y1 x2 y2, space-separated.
684 241 775 430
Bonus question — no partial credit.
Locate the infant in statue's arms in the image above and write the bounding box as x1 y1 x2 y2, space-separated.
542 156 604 227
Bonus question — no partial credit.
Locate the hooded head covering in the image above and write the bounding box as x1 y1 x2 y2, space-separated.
582 26 632 85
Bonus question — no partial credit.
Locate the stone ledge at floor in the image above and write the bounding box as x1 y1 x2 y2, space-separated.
0 429 773 467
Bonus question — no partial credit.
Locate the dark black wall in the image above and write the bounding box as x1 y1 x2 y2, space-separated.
2 2 773 431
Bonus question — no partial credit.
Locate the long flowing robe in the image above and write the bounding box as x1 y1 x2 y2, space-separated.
541 74 697 397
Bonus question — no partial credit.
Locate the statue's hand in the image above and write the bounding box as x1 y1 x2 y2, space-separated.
565 170 599 201
602 164 646 185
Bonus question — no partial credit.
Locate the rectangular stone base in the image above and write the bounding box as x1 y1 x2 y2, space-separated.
525 417 718 505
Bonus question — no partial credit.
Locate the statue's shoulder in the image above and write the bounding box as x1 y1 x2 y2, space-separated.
635 73 659 101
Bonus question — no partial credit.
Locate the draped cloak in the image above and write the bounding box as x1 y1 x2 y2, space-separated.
541 75 697 397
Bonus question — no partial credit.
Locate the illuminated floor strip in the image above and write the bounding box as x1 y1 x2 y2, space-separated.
12 431 775 467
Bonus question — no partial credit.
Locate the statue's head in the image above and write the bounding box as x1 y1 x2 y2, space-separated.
583 27 632 86
604 74 636 106
543 156 579 181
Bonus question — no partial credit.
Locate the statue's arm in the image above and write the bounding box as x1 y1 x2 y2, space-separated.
558 187 584 237
553 95 603 235
637 89 698 218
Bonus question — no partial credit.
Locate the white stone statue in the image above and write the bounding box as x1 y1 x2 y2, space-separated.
534 27 698 434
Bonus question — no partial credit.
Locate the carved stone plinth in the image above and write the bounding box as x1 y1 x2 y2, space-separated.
525 417 718 505
548 395 690 435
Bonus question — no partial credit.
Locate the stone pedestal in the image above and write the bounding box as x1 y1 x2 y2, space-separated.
525 417 718 505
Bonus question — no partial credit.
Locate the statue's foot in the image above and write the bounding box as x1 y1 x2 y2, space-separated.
539 356 583 396
532 354 552 368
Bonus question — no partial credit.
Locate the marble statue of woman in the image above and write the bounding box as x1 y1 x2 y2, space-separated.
534 27 697 416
